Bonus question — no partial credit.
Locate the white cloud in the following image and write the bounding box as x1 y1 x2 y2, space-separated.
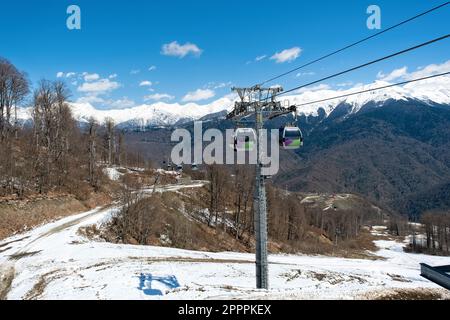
271 47 302 63
222 92 238 101
76 95 105 104
406 60 450 80
297 84 330 93
337 81 353 87
352 83 365 89
108 97 136 109
84 73 100 82
205 81 232 90
247 55 267 65
148 66 157 71
376 61 450 83
214 82 232 89
109 74 118 79
161 41 202 58
144 93 175 101
78 79 120 94
255 55 267 62
57 71 78 78
139 81 153 87
76 95 135 109
130 69 140 75
377 67 408 82
296 71 315 77
182 89 215 102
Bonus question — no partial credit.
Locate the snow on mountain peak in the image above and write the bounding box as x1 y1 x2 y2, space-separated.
15 75 450 127
284 75 450 117
66 96 236 127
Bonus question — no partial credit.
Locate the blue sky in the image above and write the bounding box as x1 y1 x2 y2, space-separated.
1 0 449 109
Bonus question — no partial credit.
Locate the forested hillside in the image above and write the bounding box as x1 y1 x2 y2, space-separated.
0 58 145 200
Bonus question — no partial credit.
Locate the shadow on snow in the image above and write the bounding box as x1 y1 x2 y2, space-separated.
138 273 180 296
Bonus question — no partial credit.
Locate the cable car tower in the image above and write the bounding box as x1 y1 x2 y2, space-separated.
227 85 298 289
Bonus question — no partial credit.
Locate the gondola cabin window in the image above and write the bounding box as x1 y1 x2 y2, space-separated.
279 127 303 150
234 128 256 152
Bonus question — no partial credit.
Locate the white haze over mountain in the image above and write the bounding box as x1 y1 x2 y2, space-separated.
17 73 450 127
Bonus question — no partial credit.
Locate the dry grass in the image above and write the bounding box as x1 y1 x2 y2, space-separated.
282 269 367 285
275 230 384 260
101 191 252 253
0 192 112 241
77 225 102 240
367 288 448 300
98 187 388 259
129 256 253 264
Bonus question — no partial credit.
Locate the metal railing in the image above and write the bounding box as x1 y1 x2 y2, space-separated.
420 263 450 290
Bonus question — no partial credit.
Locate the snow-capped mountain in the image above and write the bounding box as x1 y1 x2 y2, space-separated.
69 97 237 128
16 75 450 128
16 96 237 128
286 76 450 117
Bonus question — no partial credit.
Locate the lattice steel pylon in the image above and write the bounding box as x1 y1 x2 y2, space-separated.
227 85 295 289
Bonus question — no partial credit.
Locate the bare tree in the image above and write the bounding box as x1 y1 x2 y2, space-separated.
104 117 115 165
421 211 450 255
116 130 125 166
232 165 254 239
206 164 228 228
87 117 98 188
32 80 54 193
0 60 118 200
31 80 74 192
0 58 29 194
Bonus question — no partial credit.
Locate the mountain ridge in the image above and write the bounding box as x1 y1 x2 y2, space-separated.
16 76 450 128
275 101 450 217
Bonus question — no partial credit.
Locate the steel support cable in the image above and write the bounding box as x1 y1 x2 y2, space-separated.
262 34 449 101
291 72 450 107
257 2 450 86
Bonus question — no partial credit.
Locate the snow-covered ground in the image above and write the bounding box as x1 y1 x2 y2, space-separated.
1 189 449 300
103 167 124 181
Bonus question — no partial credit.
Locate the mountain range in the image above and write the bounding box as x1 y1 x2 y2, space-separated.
16 75 450 217
275 99 450 218
16 75 450 129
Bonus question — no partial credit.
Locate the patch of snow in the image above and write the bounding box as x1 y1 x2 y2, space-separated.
155 169 179 176
103 167 123 181
1 189 449 300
